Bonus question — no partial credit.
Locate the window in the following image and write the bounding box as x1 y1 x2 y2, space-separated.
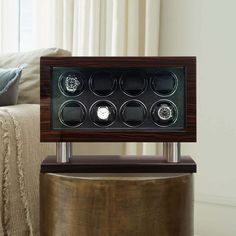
0 0 33 53
19 0 33 51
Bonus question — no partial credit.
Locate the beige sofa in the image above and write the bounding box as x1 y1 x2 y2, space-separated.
0 48 71 236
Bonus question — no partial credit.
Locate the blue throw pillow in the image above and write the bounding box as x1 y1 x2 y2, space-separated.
0 66 24 106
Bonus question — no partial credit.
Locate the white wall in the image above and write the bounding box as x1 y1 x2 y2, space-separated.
159 0 236 235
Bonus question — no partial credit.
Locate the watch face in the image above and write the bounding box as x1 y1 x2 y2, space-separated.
59 72 84 96
97 106 110 120
151 100 178 127
90 101 117 127
158 104 173 120
65 75 80 92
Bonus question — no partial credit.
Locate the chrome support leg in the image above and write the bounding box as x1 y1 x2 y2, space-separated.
163 142 181 163
56 142 72 163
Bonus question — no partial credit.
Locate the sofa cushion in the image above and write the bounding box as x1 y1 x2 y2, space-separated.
0 48 71 104
0 67 23 106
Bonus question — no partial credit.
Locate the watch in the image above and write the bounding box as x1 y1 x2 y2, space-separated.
157 104 173 121
97 106 110 121
65 75 80 93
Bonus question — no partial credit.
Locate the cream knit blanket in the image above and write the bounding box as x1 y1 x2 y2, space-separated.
0 104 55 236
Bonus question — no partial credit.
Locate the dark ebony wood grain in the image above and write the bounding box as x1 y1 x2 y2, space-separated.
41 155 196 173
40 57 196 142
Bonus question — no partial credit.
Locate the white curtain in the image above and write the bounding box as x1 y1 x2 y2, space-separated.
32 0 160 56
0 0 19 53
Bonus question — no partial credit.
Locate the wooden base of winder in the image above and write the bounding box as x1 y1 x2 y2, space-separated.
40 157 194 236
41 155 196 173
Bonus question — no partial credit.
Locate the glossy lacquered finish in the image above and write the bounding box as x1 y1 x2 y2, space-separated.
41 155 196 173
40 57 196 142
40 172 193 236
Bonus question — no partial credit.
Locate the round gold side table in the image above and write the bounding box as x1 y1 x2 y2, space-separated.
40 173 193 236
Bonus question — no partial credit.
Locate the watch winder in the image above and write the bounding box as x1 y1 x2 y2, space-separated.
40 57 196 235
40 56 196 171
40 57 196 143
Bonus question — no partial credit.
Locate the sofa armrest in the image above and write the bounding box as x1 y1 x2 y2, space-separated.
0 104 55 235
